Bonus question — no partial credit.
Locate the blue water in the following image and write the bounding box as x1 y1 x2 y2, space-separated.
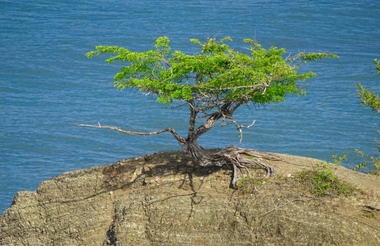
1 0 379 213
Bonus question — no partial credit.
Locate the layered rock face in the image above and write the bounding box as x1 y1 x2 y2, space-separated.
1 150 379 246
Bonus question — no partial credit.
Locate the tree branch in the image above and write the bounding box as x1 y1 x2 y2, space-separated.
224 118 256 143
192 102 235 139
194 83 266 92
77 123 186 144
192 112 222 138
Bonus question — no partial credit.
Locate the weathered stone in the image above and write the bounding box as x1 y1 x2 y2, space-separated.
1 150 379 246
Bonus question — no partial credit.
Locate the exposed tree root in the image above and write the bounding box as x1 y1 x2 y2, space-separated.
195 146 278 188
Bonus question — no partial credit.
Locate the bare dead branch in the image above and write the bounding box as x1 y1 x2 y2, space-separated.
77 123 186 144
193 76 277 94
194 83 264 92
223 117 256 143
197 112 215 119
220 106 256 143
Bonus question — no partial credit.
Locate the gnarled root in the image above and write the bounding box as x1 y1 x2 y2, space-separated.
211 147 277 188
186 144 278 188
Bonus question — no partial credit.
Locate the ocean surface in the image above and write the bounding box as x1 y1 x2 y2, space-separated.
1 0 379 213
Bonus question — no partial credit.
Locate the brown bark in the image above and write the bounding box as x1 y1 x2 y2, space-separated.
185 141 214 167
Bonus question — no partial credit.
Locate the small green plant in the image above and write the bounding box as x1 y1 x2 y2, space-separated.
352 161 367 171
297 162 354 197
362 210 376 219
353 149 380 175
331 153 368 172
330 149 380 175
236 176 266 193
330 153 347 165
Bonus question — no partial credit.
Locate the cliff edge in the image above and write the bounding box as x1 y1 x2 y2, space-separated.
1 150 379 246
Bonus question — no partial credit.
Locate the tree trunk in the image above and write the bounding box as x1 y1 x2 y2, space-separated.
182 101 274 186
185 140 216 167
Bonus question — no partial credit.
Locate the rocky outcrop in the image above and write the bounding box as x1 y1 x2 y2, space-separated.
1 150 379 246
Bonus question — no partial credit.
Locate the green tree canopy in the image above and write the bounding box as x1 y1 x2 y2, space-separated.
86 37 336 107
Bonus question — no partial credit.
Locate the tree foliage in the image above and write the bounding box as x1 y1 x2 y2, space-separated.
358 59 380 113
356 59 380 174
86 37 337 108
335 58 380 175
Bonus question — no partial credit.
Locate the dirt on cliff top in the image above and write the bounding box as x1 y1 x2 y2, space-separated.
1 149 379 246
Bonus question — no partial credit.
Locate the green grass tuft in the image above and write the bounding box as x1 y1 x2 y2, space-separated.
362 210 376 219
297 162 355 197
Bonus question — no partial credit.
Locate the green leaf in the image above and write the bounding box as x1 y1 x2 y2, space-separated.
155 36 170 48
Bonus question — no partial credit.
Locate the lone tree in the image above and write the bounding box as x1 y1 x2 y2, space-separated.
80 37 337 187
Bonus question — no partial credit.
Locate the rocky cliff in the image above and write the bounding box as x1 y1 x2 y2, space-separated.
1 150 379 246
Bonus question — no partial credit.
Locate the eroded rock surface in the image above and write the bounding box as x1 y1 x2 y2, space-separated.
1 150 379 246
